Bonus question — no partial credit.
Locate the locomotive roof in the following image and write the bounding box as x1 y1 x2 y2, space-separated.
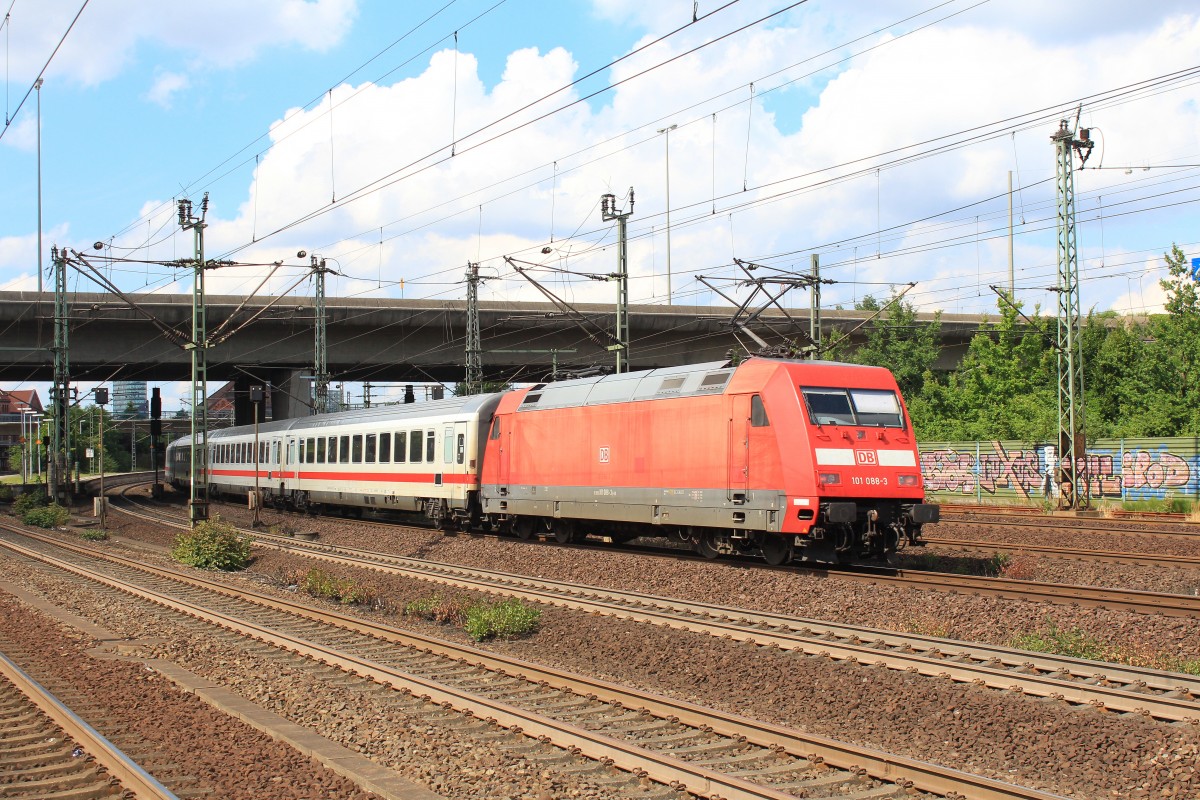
519 360 735 411
517 357 889 412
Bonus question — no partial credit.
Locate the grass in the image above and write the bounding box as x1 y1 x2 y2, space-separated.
297 567 376 606
1009 621 1200 675
80 528 109 541
404 592 541 642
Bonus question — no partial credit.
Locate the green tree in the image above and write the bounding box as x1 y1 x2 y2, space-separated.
828 292 942 400
1142 243 1200 434
909 295 1056 441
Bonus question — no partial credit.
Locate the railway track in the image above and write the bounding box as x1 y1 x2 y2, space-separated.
921 535 1200 568
940 503 1198 525
0 521 1072 800
936 512 1200 540
0 647 178 800
110 490 1200 725
139 487 1200 617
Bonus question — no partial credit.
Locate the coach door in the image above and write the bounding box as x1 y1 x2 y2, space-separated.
727 395 750 503
454 421 468 473
494 416 510 492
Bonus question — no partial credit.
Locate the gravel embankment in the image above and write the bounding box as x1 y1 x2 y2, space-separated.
54 489 1200 799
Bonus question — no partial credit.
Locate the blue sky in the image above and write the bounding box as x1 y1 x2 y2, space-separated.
2 0 1199 408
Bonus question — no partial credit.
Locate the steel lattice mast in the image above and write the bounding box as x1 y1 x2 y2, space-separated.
311 255 331 413
1051 119 1093 510
179 194 210 525
600 189 634 374
465 262 483 395
50 245 70 503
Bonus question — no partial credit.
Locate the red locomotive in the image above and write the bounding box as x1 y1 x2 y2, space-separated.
166 357 937 564
479 357 936 564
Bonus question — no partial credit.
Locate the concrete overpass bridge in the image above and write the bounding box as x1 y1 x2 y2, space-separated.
0 291 981 419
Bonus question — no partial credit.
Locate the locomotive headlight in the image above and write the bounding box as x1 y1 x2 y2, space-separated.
898 474 919 487
819 472 841 486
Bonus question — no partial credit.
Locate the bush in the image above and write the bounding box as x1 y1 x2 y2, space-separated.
81 529 109 541
170 516 253 571
23 503 70 529
403 593 540 641
13 491 49 515
0 484 15 502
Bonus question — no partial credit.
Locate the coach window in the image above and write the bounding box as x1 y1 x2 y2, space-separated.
305 438 315 463
426 430 436 463
457 433 465 464
365 434 376 463
443 426 454 463
299 441 306 464
327 436 337 463
273 441 281 464
314 437 323 463
409 430 422 463
750 395 770 427
395 432 407 463
379 432 391 463
339 436 350 463
352 435 363 463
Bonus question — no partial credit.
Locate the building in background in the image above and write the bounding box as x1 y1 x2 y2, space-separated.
112 381 148 419
0 389 43 469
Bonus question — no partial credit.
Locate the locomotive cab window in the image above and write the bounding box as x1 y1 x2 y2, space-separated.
489 417 501 440
801 387 904 428
849 389 904 428
750 395 770 427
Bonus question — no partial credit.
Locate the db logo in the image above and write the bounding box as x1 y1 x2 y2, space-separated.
855 450 877 465
598 447 610 463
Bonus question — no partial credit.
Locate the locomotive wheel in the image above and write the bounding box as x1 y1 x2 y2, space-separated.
695 531 721 559
760 535 792 566
553 520 577 544
513 517 534 540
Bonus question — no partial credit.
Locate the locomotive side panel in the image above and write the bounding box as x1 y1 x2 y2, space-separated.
482 364 793 533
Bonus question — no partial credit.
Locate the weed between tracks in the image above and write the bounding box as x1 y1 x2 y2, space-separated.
404 593 541 642
1010 621 1200 675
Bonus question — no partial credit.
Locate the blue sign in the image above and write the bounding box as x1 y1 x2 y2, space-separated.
1193 257 1200 282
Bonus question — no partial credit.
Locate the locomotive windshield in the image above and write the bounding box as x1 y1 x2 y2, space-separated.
801 387 904 428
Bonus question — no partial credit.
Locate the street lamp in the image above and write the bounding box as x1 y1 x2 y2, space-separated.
20 410 38 485
35 77 43 295
657 124 677 305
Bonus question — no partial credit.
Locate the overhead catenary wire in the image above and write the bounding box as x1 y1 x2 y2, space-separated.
0 0 88 143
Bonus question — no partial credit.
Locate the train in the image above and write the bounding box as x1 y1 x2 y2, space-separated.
165 357 939 564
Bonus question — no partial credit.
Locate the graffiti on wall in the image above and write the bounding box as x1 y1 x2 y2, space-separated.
920 440 1200 500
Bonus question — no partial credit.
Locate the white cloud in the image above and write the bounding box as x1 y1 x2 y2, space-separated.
146 72 191 109
4 1 358 87
81 6 1200 323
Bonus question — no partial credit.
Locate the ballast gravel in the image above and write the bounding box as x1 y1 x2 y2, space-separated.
8 489 1200 799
